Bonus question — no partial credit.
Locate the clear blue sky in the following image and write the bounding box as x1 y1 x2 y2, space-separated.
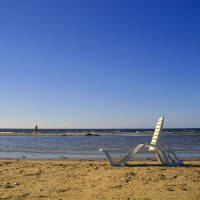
0 0 200 128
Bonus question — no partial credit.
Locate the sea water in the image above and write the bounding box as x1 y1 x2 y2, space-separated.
0 134 199 159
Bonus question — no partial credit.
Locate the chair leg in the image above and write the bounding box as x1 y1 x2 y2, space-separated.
157 151 183 166
156 153 166 165
119 153 131 163
166 152 183 166
104 151 128 166
104 151 115 166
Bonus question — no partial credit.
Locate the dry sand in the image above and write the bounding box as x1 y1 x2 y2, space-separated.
0 159 199 200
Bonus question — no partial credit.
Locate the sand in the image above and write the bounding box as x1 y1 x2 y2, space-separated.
0 159 199 200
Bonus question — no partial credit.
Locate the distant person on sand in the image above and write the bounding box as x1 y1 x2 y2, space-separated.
33 125 38 133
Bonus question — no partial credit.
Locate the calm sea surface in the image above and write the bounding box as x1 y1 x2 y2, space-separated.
0 134 199 159
1 128 200 133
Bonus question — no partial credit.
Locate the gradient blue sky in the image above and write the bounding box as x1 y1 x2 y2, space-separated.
0 0 200 128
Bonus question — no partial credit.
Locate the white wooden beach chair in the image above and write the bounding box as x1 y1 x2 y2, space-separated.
99 116 183 166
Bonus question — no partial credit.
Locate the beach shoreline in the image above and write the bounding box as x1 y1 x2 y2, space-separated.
0 131 152 136
0 131 199 136
0 159 199 199
0 157 199 162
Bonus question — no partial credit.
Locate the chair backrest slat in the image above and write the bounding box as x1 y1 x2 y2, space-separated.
149 116 164 151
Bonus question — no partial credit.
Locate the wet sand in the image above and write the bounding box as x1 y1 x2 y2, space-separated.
0 131 146 136
0 159 199 199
